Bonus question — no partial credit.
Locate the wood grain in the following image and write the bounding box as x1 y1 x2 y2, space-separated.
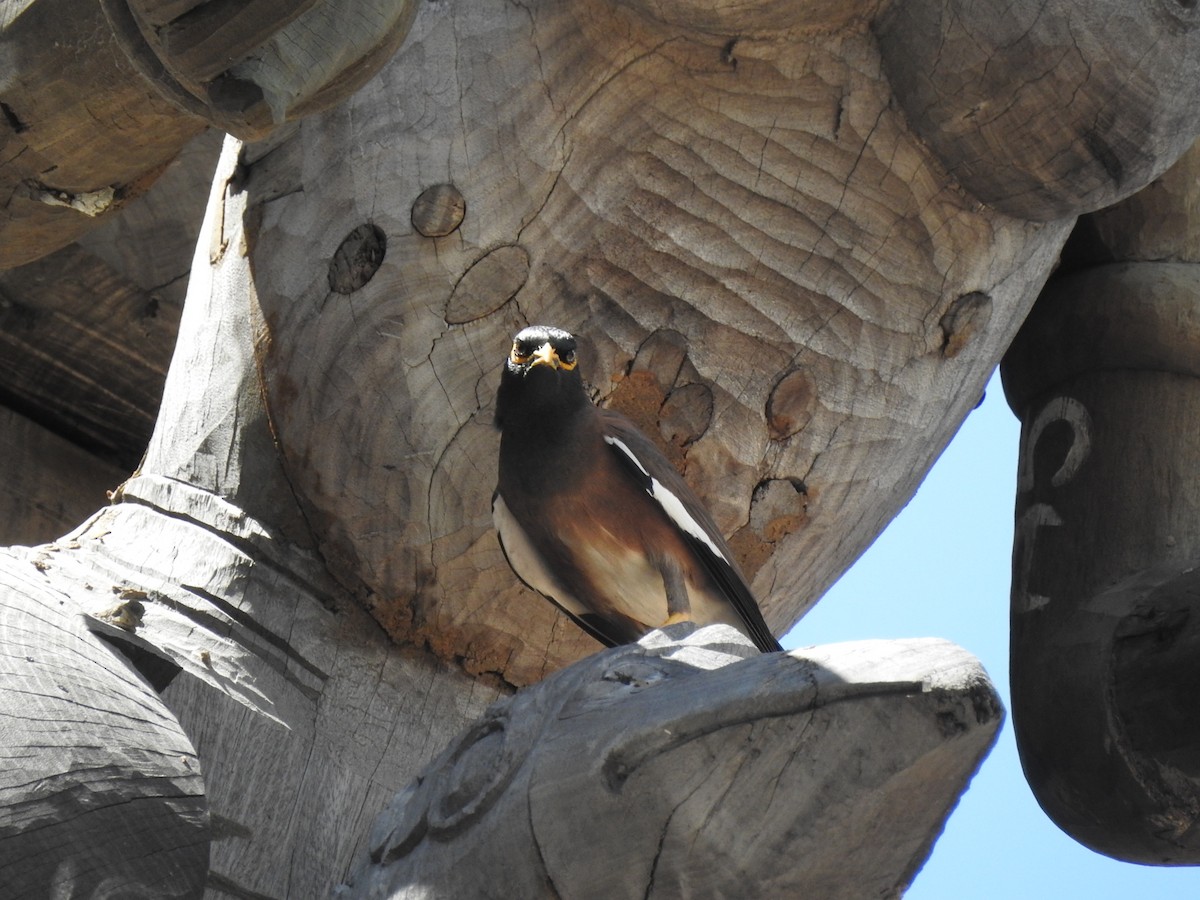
0 129 216 473
0 547 208 898
0 0 419 269
241 0 1074 683
0 465 507 898
344 627 1003 898
0 245 178 468
0 0 203 267
113 0 420 138
0 407 125 546
1084 139 1200 265
1002 186 1200 859
2 0 1200 892
876 0 1200 220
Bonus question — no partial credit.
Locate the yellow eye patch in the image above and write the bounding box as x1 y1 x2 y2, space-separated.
510 340 578 371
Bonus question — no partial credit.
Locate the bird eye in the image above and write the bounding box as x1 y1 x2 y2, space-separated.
510 341 530 364
560 349 576 364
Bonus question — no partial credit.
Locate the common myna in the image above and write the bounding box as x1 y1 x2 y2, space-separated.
493 325 781 653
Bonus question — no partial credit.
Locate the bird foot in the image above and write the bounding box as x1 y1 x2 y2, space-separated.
659 612 693 627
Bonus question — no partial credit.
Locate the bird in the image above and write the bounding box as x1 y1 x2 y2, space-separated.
493 324 782 653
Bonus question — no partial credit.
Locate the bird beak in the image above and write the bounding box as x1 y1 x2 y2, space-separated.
528 342 560 370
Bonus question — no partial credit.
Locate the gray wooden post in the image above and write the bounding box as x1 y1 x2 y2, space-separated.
341 624 1003 899
1002 144 1200 862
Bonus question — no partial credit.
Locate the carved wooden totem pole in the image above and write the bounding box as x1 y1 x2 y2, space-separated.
1003 142 1200 863
1 0 1199 896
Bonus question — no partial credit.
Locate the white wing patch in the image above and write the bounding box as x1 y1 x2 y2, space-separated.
603 435 729 564
605 435 651 476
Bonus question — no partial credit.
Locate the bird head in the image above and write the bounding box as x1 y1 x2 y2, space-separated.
505 325 578 375
495 325 587 429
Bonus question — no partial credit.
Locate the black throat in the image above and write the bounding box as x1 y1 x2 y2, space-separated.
496 363 596 496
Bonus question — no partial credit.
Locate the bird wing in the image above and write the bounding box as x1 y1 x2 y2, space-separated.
598 410 782 653
492 490 633 648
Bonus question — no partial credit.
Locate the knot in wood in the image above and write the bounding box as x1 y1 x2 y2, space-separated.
445 245 530 323
748 478 809 542
766 369 816 440
98 596 146 632
938 292 992 359
328 224 387 294
412 183 466 237
659 383 713 448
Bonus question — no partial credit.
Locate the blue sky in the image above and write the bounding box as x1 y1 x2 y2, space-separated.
781 368 1200 899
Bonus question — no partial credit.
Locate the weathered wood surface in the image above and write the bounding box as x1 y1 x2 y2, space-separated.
0 0 1199 894
342 625 1003 899
2 0 1196 684
0 407 125 546
235 0 1200 688
875 0 1200 221
1068 137 1200 267
1002 143 1200 862
0 0 204 268
74 129 224 316
0 242 181 467
0 544 209 898
0 138 503 898
18 146 504 897
0 485 505 898
0 129 218 467
0 0 418 269
72 492 505 897
102 0 419 139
